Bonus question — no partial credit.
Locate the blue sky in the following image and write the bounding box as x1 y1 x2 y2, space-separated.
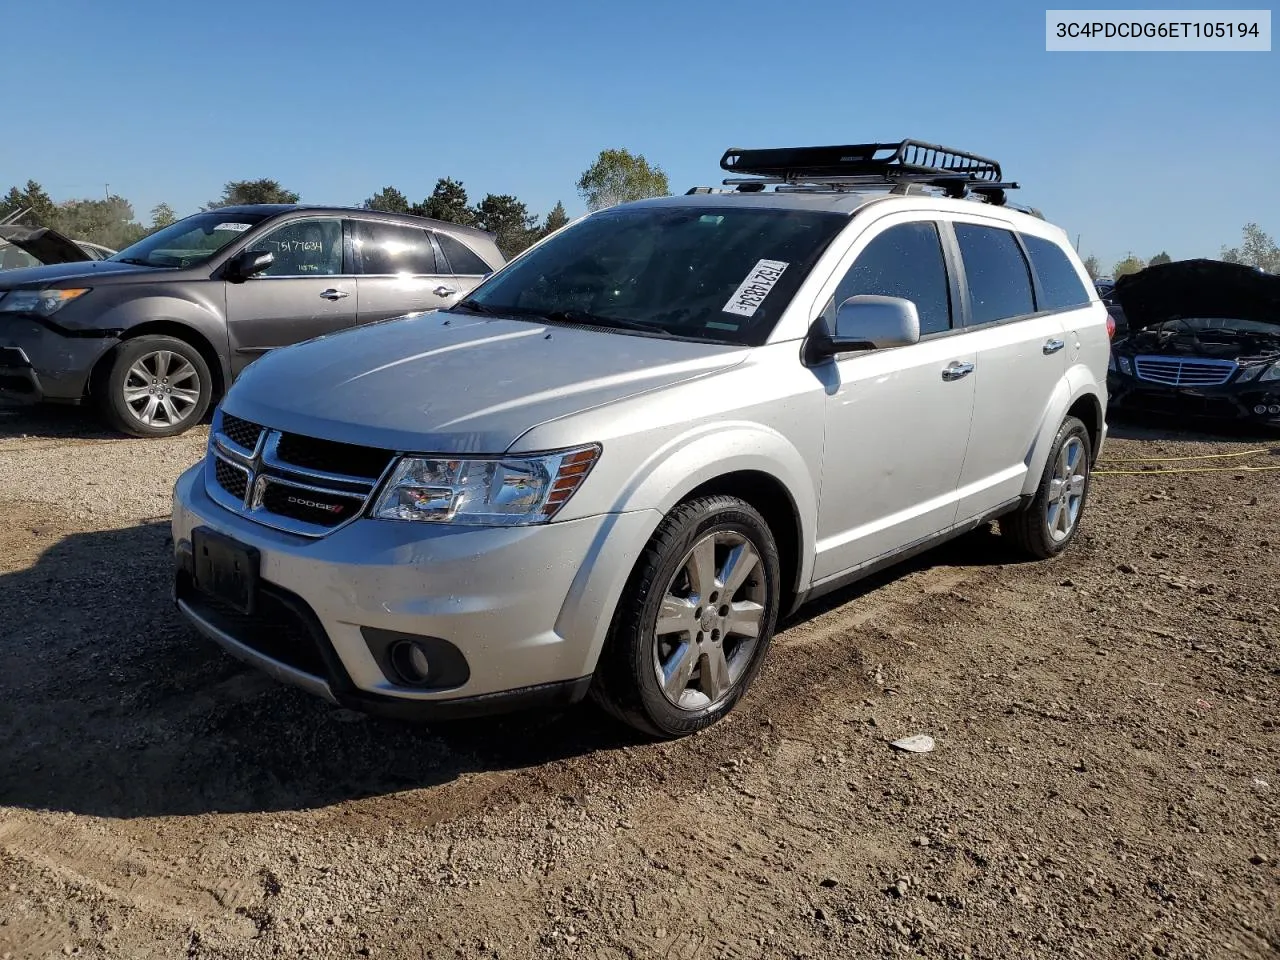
2 0 1275 270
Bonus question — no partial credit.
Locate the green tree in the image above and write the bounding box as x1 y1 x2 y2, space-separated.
363 186 410 214
150 203 177 230
472 194 539 258
576 148 669 211
1 180 58 226
541 201 570 237
1221 223 1280 273
1148 251 1172 266
57 196 147 249
1113 253 1146 279
414 177 475 225
1082 254 1101 280
205 179 299 209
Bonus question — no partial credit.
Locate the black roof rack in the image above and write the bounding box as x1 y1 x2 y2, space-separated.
718 139 1019 205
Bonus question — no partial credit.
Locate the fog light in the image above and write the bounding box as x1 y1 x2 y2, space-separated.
1256 404 1271 415
1270 404 1280 415
389 640 432 685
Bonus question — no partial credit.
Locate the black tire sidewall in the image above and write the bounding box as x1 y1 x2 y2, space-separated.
1029 416 1092 557
618 499 781 738
101 336 212 438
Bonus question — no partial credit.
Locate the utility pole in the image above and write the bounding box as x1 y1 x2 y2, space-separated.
105 183 110 200
1075 233 1081 251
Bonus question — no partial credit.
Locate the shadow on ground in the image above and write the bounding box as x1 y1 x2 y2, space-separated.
0 510 1024 819
1105 410 1280 445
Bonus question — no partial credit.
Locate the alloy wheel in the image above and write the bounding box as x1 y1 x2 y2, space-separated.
1046 435 1088 542
122 350 202 428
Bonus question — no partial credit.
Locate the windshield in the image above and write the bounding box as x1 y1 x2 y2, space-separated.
456 205 847 345
109 212 271 268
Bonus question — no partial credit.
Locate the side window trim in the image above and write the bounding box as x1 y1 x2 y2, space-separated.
428 231 451 274
1010 230 1043 313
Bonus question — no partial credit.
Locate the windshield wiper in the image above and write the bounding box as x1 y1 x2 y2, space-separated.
536 310 672 336
114 257 153 266
449 298 506 316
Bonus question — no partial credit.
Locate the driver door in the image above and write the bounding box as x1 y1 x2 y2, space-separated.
812 219 977 583
223 217 357 376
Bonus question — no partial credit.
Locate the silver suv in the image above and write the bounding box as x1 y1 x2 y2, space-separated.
0 206 502 437
171 141 1110 738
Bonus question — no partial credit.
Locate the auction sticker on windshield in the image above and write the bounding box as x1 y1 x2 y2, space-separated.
215 223 252 232
723 260 789 318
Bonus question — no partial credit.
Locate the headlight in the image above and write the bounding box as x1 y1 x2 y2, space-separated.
372 444 600 525
0 288 90 317
1117 356 1132 375
1260 363 1280 383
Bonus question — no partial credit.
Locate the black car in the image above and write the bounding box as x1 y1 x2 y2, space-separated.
1107 259 1280 427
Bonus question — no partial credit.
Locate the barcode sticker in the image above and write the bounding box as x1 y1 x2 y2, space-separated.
723 259 788 318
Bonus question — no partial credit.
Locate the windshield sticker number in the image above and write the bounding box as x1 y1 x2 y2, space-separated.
214 222 252 232
723 259 788 318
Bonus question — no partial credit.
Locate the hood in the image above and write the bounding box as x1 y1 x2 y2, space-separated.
0 224 91 269
1111 259 1280 331
0 258 154 288
223 312 747 453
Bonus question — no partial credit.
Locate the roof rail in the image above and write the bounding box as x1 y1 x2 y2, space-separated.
719 139 1019 205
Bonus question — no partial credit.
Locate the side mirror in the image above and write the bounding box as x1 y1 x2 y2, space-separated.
226 249 274 281
807 295 921 362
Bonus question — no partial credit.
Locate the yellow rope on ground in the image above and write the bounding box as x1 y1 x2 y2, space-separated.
1094 464 1280 475
1098 448 1272 463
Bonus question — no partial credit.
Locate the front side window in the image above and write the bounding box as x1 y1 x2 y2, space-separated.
954 224 1035 324
352 221 438 275
826 221 953 335
457 205 847 345
1020 233 1091 311
246 219 344 277
109 211 271 268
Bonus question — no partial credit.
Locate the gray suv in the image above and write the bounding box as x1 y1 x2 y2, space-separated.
0 205 503 436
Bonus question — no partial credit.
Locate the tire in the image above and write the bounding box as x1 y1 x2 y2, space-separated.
98 335 213 438
590 495 781 739
1000 415 1093 560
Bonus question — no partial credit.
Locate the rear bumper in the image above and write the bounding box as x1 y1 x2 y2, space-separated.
0 318 116 403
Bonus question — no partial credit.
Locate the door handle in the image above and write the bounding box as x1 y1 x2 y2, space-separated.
319 288 350 301
433 285 458 298
941 361 975 382
1043 338 1066 355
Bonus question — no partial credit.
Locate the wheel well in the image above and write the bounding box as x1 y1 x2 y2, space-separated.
1067 394 1103 463
88 321 225 401
681 471 803 612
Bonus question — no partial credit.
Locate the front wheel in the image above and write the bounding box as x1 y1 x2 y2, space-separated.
590 495 781 739
1000 415 1093 559
98 335 213 438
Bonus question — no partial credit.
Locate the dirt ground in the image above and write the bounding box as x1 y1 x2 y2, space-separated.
0 405 1276 960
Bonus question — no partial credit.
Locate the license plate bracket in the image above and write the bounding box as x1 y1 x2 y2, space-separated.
191 527 260 615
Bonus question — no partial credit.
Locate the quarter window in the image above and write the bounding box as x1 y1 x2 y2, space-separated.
830 222 952 335
434 232 491 275
953 224 1035 324
246 219 344 277
1020 233 1091 311
352 221 438 275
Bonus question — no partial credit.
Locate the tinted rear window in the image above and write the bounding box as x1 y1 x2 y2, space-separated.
1021 233 1091 311
435 232 492 275
353 221 438 274
954 224 1035 324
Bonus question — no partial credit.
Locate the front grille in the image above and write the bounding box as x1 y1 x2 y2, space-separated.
275 432 395 479
261 480 364 526
1133 356 1237 387
214 457 249 501
219 412 264 451
204 422 395 538
179 575 328 678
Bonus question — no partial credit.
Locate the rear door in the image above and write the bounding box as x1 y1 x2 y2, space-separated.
352 219 457 323
948 220 1073 521
432 229 497 299
223 216 357 375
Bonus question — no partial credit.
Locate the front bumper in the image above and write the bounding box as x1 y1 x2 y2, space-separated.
1107 372 1280 425
171 462 657 720
0 317 116 403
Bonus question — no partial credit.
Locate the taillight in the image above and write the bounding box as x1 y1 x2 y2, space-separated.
1105 312 1117 339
